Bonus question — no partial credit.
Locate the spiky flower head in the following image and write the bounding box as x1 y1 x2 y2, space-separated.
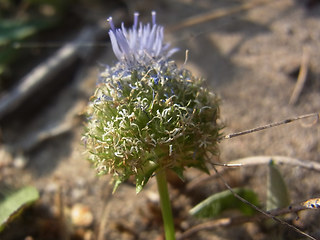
84 12 222 193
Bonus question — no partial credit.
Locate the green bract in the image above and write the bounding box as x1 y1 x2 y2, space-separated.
84 12 222 193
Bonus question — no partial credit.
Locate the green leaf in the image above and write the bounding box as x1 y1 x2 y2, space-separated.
0 18 59 81
266 160 290 211
135 162 159 193
171 166 185 181
190 188 259 218
112 179 123 194
0 18 57 46
0 186 39 232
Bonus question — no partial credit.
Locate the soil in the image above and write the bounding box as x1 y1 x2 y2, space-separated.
1 0 320 239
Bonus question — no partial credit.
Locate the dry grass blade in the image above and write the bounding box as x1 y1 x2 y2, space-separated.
168 0 274 31
228 156 320 172
289 47 310 105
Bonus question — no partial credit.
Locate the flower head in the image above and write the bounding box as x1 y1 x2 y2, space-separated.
84 12 222 193
107 11 178 68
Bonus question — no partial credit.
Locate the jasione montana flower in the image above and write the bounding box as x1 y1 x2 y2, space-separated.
84 11 222 193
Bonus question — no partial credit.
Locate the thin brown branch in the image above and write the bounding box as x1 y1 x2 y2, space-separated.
0 26 102 120
0 10 127 121
220 112 319 140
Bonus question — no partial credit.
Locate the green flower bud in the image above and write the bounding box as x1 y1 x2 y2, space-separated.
83 12 222 193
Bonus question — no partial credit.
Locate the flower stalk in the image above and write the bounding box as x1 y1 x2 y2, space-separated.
156 169 176 240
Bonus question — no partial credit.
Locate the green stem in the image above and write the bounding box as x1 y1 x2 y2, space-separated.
156 169 176 240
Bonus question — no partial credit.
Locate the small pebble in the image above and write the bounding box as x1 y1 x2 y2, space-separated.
71 203 93 227
24 236 34 240
13 154 28 169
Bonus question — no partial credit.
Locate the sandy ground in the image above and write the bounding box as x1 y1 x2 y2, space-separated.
1 0 320 239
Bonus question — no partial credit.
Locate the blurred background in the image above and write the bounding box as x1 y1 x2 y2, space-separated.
0 0 320 239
